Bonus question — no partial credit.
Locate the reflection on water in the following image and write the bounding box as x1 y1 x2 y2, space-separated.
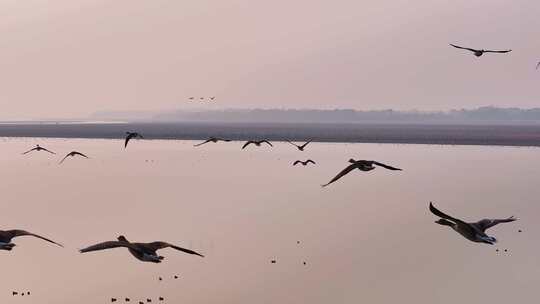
0 138 538 303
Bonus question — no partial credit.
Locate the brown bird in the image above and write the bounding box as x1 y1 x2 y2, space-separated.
59 151 89 164
293 160 316 166
287 140 312 151
0 229 63 250
429 202 517 245
194 137 231 147
242 140 273 149
22 145 56 155
450 44 511 57
80 235 204 263
322 159 402 187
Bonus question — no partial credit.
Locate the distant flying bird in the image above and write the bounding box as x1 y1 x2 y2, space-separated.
0 229 63 250
188 97 194 100
125 132 143 148
79 235 204 263
194 137 231 147
59 151 89 164
536 61 540 70
199 97 204 101
210 97 216 101
450 44 511 57
111 298 117 302
22 144 55 155
293 160 316 166
322 159 402 187
288 140 312 151
429 202 516 245
241 140 273 149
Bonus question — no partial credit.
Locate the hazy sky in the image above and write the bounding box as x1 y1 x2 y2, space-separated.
0 0 538 119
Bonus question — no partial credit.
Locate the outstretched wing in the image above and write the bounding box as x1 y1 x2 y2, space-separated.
194 139 212 147
372 161 402 171
293 160 301 166
261 140 273 147
80 241 130 253
73 152 89 159
450 44 477 52
483 49 511 54
306 160 316 165
300 140 312 149
148 242 204 257
429 202 467 225
474 217 517 232
42 148 56 154
242 141 254 149
7 230 63 247
59 154 70 164
287 141 300 148
125 133 135 148
22 148 37 155
322 163 359 187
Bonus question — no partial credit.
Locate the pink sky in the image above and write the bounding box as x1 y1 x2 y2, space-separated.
0 0 538 119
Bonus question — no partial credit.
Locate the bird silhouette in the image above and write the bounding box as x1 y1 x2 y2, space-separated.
80 235 204 263
22 144 55 155
293 160 316 166
125 132 143 148
322 159 401 187
288 140 312 151
0 229 63 250
194 137 231 147
450 44 511 57
429 202 517 244
59 151 89 164
242 140 273 149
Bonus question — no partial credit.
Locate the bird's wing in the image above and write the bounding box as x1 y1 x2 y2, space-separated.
307 160 316 164
147 242 204 257
429 202 467 225
73 152 89 158
125 134 134 148
242 141 253 149
372 161 402 171
293 160 301 165
474 217 517 232
194 139 211 147
321 163 359 187
42 148 56 154
59 154 70 164
287 141 300 148
22 148 37 155
483 49 511 54
450 44 477 52
261 140 273 146
79 241 130 253
300 140 312 148
8 230 63 247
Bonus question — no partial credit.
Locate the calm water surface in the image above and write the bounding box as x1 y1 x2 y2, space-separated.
0 138 538 303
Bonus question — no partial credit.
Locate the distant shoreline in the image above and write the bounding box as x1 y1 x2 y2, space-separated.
0 122 539 147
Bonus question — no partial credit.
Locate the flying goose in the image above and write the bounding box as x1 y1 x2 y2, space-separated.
125 132 143 148
241 140 273 149
450 44 511 57
79 235 204 263
59 151 89 164
288 140 312 151
22 144 56 155
429 202 516 244
194 137 231 147
322 159 402 187
0 229 63 250
293 160 316 166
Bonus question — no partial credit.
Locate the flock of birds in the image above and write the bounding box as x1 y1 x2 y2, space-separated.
187 96 216 102
5 42 528 301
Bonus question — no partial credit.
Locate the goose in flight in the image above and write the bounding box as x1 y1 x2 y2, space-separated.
79 235 204 263
429 202 516 244
59 151 89 164
0 229 63 250
125 132 143 148
22 144 55 155
194 137 231 147
322 159 402 187
242 140 273 149
450 44 511 57
288 140 312 151
293 160 316 166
